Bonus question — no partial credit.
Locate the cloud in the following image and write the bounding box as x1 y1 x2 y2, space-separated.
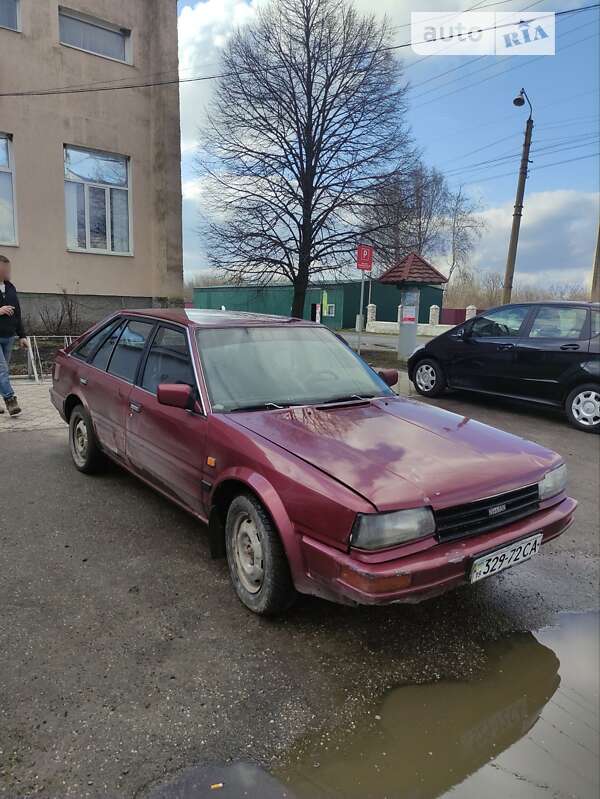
178 0 258 153
471 190 599 286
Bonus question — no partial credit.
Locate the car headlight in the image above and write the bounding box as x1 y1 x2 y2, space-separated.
538 463 567 501
351 507 435 550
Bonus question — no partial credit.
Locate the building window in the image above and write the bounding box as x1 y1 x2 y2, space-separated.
0 134 17 245
59 7 130 63
324 304 336 317
64 145 132 255
0 0 19 32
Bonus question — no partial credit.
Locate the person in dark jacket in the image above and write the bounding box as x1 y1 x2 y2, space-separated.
0 254 27 416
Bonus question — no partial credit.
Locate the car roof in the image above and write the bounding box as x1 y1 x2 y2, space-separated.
123 308 309 327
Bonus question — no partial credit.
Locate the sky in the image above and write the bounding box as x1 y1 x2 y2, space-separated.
176 0 600 288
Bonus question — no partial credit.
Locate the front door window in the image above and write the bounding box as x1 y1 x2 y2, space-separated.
471 306 529 338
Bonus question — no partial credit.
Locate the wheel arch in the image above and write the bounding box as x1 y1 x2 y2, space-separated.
64 392 87 422
562 375 600 404
207 469 304 584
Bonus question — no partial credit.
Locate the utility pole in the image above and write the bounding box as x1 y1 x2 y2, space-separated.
503 89 533 305
591 221 600 303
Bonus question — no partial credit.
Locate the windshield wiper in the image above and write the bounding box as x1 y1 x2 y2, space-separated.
317 394 375 407
230 401 288 412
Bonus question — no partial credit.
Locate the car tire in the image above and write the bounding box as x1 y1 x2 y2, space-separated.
225 493 296 616
413 359 447 398
565 384 600 433
69 404 105 473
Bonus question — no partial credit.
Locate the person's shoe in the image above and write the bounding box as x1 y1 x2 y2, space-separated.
5 396 21 416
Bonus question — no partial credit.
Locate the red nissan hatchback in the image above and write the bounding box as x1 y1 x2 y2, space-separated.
51 309 576 615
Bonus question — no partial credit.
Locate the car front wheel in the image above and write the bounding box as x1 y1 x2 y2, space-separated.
69 404 105 473
225 493 296 616
413 359 447 398
565 384 600 433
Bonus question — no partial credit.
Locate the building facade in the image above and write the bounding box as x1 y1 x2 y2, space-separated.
0 0 183 328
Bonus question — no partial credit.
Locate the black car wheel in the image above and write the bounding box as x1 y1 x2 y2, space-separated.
69 404 105 473
413 359 447 398
565 384 600 433
225 493 296 616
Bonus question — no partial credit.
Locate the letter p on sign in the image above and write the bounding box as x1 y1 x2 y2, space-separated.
357 244 373 271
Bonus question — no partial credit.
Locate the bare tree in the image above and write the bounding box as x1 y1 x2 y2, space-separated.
362 163 454 272
408 164 449 257
446 186 484 282
198 0 413 316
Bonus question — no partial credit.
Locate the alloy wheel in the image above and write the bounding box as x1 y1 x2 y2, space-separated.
416 364 436 393
571 389 600 428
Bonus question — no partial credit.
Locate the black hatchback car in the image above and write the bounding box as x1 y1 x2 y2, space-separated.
408 302 600 432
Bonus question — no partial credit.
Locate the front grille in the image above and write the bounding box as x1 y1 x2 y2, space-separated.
435 484 540 542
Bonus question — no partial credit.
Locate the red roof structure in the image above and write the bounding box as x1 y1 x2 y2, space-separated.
378 252 448 285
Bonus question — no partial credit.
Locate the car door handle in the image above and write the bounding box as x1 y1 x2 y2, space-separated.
497 343 515 351
129 401 142 413
560 343 579 350
79 377 88 385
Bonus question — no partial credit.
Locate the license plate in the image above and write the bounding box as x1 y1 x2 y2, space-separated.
470 533 543 583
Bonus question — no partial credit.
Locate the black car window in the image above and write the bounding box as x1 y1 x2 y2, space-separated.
529 306 588 340
90 321 126 371
73 319 121 361
471 306 529 338
107 320 154 382
591 309 600 338
141 326 195 395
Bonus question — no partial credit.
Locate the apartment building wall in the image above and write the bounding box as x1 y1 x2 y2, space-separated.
0 0 183 327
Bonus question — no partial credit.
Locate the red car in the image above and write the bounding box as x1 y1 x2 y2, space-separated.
51 309 576 615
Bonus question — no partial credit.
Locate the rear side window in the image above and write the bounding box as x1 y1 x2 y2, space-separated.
73 319 121 361
471 306 529 338
141 326 195 395
529 306 588 339
90 321 125 371
107 320 153 382
591 309 600 338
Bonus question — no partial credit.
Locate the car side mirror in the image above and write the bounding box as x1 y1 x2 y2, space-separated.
157 383 194 410
378 369 398 387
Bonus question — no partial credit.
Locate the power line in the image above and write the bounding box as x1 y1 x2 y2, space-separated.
412 28 599 109
409 14 596 101
457 150 600 186
443 137 600 177
1 4 597 99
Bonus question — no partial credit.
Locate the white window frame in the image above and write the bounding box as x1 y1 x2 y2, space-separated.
0 0 20 33
324 303 336 317
64 145 133 257
0 133 18 246
58 6 132 65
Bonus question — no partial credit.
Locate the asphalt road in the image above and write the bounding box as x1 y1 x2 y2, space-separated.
0 391 598 798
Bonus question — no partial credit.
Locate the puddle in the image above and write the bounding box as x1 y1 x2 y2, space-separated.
273 611 600 799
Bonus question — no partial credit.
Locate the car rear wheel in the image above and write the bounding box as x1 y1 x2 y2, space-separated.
413 359 447 398
69 404 105 473
225 493 296 616
565 384 600 433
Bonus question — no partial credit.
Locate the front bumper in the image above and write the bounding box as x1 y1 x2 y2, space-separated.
300 496 577 605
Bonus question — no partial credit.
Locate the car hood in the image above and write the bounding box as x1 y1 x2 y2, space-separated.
231 397 560 511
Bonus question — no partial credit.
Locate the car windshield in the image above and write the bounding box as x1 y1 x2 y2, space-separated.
196 325 393 412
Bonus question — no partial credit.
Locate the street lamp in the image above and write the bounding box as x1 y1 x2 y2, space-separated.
503 88 534 305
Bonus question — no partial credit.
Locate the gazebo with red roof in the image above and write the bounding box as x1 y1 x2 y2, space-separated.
368 251 447 325
378 251 448 287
